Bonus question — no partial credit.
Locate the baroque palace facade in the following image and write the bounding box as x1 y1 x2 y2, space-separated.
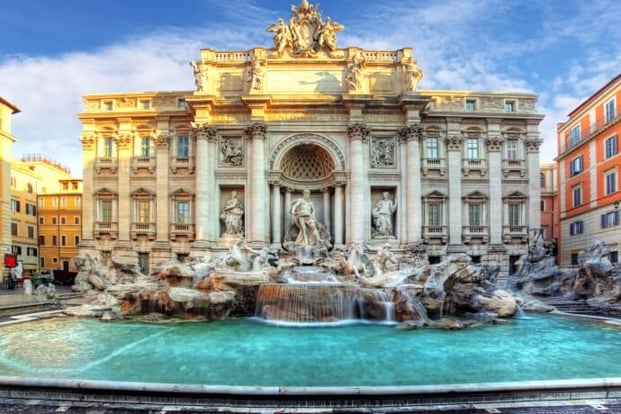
78 2 544 284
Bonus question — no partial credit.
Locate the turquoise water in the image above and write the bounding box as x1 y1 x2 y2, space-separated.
1 314 620 387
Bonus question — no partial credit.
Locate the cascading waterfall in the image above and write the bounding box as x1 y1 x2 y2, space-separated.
255 284 360 323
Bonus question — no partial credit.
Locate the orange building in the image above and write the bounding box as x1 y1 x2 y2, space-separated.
37 179 82 281
556 74 621 266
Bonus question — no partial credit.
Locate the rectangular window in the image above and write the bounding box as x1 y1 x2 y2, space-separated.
26 203 37 216
61 235 67 246
569 125 581 146
75 197 81 208
176 201 190 224
52 217 57 225
27 225 35 239
426 137 439 159
504 100 516 112
572 185 582 207
103 137 114 157
605 135 618 159
605 99 616 123
178 99 188 109
103 101 113 111
610 251 619 264
11 199 20 213
75 235 80 245
39 235 44 245
52 235 57 246
468 204 482 226
100 200 113 222
466 138 479 159
465 99 476 111
569 221 584 235
177 136 189 157
52 197 58 207
570 155 583 176
60 197 67 208
39 217 44 225
605 170 617 195
506 139 518 160
136 200 150 223
38 198 44 208
601 211 619 228
571 253 579 265
508 204 521 226
428 203 442 226
60 216 66 225
540 200 545 211
11 222 18 236
140 137 151 157
74 216 80 225
140 100 151 109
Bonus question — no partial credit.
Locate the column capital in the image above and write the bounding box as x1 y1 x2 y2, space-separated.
444 134 464 151
347 122 370 142
154 130 171 148
80 133 96 150
244 122 267 140
524 135 543 153
398 123 423 142
192 123 217 141
484 135 504 152
115 132 133 149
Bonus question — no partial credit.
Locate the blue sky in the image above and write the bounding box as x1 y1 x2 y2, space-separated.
1 0 620 177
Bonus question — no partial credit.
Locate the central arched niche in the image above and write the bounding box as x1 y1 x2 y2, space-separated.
279 143 336 190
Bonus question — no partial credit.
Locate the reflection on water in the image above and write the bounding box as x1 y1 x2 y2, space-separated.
1 314 621 387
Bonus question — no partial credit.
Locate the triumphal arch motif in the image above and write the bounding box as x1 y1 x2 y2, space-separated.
78 1 544 284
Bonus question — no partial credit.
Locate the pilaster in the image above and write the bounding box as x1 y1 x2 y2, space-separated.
399 124 423 246
485 133 504 245
445 133 464 246
115 131 133 242
347 122 370 242
245 122 268 244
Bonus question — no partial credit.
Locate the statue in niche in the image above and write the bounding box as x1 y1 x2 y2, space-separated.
404 57 423 92
346 54 365 91
220 191 244 235
371 139 394 167
247 58 265 92
220 138 243 165
290 189 323 246
372 191 397 237
190 61 208 92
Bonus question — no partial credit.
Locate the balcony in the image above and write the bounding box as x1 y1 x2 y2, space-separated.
422 225 448 244
94 221 118 240
131 156 156 174
559 112 621 155
95 157 118 174
170 223 195 241
131 222 156 240
170 156 195 174
462 158 487 176
421 158 446 176
502 159 525 177
503 225 528 243
462 225 489 244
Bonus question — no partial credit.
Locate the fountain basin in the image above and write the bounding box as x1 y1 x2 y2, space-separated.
1 314 621 387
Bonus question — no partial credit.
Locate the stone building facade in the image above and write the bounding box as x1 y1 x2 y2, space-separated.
78 2 543 284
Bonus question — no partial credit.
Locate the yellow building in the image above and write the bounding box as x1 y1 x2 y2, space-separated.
37 177 83 280
11 155 79 277
0 97 20 283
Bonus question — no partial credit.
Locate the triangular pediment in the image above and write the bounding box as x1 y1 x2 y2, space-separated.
503 191 527 200
424 190 447 199
463 191 487 200
94 187 117 196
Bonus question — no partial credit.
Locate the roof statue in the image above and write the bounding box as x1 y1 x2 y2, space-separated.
267 0 344 57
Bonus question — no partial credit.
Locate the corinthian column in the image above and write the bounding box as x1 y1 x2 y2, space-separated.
347 123 370 242
399 124 423 245
525 133 543 230
485 134 504 245
445 134 464 247
154 131 171 244
192 124 217 248
115 132 133 242
246 122 268 244
79 133 96 245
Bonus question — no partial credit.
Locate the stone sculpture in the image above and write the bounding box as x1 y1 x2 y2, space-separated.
220 191 244 235
247 58 265 92
190 60 208 92
346 54 365 91
290 189 323 246
220 139 243 165
372 191 397 237
403 57 423 92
